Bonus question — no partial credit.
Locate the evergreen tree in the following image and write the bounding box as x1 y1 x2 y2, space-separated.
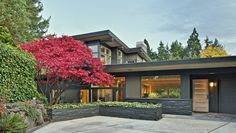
204 36 213 48
185 28 202 59
157 41 170 61
212 38 223 48
170 40 184 60
144 39 157 60
0 0 50 44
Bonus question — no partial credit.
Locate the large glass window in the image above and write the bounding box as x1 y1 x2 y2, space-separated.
100 46 111 64
142 75 181 98
117 50 123 64
80 77 126 103
80 89 89 103
112 77 125 88
88 45 99 57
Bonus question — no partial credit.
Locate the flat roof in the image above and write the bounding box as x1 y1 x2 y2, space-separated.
105 56 236 73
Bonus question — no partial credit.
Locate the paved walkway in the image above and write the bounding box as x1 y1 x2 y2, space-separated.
34 114 236 133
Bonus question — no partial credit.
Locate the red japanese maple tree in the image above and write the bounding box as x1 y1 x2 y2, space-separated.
21 36 113 104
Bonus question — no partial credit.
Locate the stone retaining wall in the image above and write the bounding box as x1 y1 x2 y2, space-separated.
99 106 162 120
49 106 162 121
48 106 99 121
125 98 192 115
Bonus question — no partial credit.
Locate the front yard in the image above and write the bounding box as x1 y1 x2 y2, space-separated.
33 114 236 133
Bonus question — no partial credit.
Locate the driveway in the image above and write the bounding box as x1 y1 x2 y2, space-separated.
34 114 236 133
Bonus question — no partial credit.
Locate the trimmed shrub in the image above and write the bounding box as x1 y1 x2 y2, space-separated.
0 44 43 102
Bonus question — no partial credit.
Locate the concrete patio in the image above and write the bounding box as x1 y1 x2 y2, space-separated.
34 113 236 133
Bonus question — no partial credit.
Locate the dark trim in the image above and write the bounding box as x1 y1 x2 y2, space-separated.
72 30 151 62
105 56 236 73
72 30 129 49
107 56 236 67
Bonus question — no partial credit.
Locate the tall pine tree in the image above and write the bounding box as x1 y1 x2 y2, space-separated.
0 0 50 44
204 36 213 48
212 38 223 48
185 28 202 59
170 40 184 60
157 41 170 61
144 39 157 60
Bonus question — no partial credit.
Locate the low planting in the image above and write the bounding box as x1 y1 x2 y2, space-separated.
0 99 48 132
48 102 162 121
98 102 161 108
48 102 161 109
48 103 97 109
0 112 27 133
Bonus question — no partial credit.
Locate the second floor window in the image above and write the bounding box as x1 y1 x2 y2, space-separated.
88 45 99 57
100 46 111 64
117 50 122 64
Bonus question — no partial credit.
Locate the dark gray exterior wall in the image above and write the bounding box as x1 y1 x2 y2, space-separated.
122 52 126 64
125 76 141 98
111 48 118 64
219 77 236 114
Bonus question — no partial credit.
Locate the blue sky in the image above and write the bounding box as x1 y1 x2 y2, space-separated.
42 0 236 55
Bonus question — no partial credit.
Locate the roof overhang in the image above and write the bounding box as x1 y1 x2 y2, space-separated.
72 30 129 49
105 56 236 73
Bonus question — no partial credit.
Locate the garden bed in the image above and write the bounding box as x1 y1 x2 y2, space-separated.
48 102 162 121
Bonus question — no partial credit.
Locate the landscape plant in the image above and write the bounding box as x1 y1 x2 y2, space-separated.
18 102 42 125
0 27 44 102
48 102 161 109
0 97 27 132
21 36 114 104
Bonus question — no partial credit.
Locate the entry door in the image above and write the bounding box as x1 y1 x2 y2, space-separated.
193 79 209 112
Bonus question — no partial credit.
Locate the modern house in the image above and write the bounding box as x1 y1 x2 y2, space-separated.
52 30 236 115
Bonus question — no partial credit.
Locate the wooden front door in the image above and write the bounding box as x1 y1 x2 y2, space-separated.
193 79 209 112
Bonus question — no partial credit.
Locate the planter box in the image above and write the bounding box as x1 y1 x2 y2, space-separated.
48 106 99 121
99 106 162 120
126 98 192 115
49 105 162 121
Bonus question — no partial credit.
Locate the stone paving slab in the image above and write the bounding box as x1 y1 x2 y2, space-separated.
33 115 236 133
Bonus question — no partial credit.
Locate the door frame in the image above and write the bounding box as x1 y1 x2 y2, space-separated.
191 78 219 113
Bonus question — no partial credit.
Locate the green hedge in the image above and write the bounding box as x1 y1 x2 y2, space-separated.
0 26 14 46
0 44 42 102
48 102 161 109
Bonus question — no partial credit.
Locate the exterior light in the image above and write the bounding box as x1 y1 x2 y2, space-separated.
209 82 214 87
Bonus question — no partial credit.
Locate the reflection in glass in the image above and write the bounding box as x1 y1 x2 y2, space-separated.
80 77 125 103
80 89 89 103
142 75 181 98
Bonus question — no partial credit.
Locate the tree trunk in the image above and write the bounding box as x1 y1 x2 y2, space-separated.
52 89 65 105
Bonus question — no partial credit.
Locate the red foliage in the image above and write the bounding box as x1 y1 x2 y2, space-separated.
21 36 113 85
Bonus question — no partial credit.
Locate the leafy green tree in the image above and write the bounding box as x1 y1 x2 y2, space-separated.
200 45 229 58
144 39 157 60
157 41 170 61
185 28 202 59
0 0 50 44
0 26 14 46
0 26 43 102
170 40 184 60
